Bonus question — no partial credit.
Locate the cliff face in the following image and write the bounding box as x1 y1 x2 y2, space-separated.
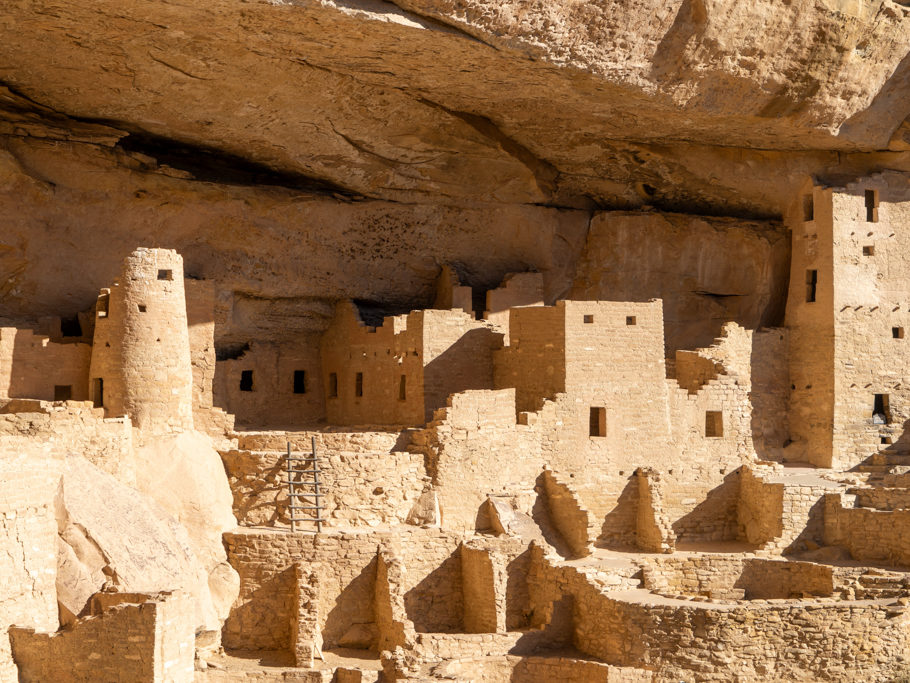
1 0 909 333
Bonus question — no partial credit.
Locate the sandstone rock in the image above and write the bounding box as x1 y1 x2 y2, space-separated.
131 431 240 630
56 455 219 634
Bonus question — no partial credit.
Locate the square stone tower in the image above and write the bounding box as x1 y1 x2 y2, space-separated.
786 173 910 468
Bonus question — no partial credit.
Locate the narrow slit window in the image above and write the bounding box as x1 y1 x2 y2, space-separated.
589 407 606 437
866 189 879 223
239 370 254 392
805 270 818 303
293 370 307 394
328 372 338 398
803 194 814 222
863 245 875 256
873 394 891 425
54 385 72 401
355 372 363 397
705 411 724 438
398 375 407 401
626 316 637 326
97 294 109 318
894 327 904 339
157 269 173 281
92 378 103 408
583 314 594 324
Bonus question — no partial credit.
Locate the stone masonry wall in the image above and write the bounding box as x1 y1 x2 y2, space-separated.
9 591 194 683
0 327 90 402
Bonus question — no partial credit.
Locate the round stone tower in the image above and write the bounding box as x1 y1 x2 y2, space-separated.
90 248 194 432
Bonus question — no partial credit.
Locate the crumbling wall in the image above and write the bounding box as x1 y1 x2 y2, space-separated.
9 591 194 683
635 468 675 553
540 469 595 558
291 563 322 668
824 493 910 566
415 389 541 531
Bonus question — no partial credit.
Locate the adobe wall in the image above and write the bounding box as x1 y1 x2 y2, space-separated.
9 591 195 683
215 338 325 429
0 444 61 682
320 303 427 427
785 182 836 467
0 327 90 401
221 446 427 529
493 306 565 413
90 248 195 432
829 175 910 469
222 528 467 651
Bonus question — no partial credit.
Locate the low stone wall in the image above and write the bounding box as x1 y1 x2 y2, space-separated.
440 655 652 683
850 487 910 511
529 546 909 682
824 493 910 566
641 556 834 600
236 430 408 454
221 447 428 529
9 591 194 683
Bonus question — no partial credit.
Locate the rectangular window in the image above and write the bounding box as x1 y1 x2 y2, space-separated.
805 270 818 303
157 269 173 281
293 370 307 394
803 194 814 222
328 372 338 398
54 385 72 401
583 314 594 324
138 304 147 313
626 316 637 326
866 189 879 223
873 394 891 425
863 245 875 256
239 370 253 392
894 327 904 339
355 372 363 397
589 407 606 437
398 375 407 401
92 378 103 408
705 411 724 437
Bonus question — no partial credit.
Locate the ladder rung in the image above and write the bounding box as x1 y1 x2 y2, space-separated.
286 458 320 462
288 492 322 497
285 467 323 473
289 505 325 510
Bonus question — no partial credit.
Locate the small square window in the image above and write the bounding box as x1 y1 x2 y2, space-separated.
626 316 637 326
894 327 904 339
293 370 307 394
239 370 253 392
157 269 173 281
54 385 72 401
583 315 594 324
863 245 875 256
705 411 724 437
138 304 147 313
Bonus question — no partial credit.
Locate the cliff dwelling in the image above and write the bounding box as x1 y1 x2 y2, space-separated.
4 2 910 682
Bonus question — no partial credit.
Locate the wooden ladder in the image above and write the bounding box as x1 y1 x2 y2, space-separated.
285 437 324 533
